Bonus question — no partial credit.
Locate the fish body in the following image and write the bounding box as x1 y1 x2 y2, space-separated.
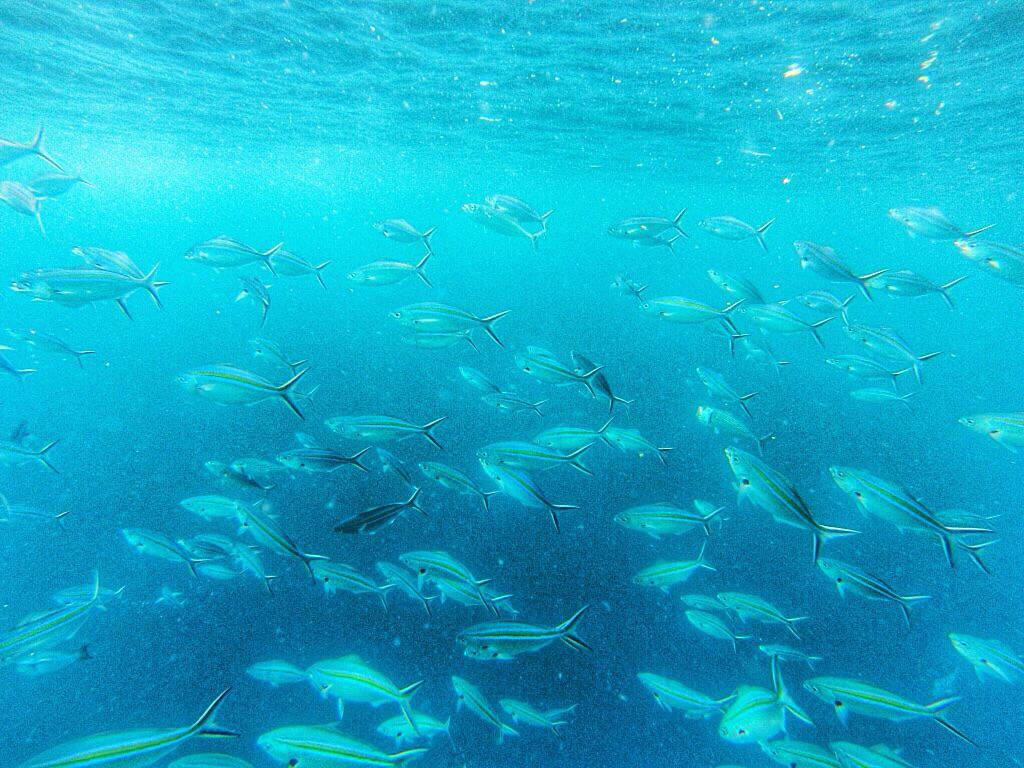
959 412 1024 452
13 264 166 315
842 323 940 384
277 433 370 473
478 441 592 476
737 303 832 347
458 366 502 394
948 633 1024 683
177 365 307 419
762 740 840 768
726 448 856 561
793 241 886 301
347 253 431 288
236 277 270 327
956 239 1024 287
418 461 495 511
457 606 589 659
9 328 94 366
719 659 811 743
0 181 46 234
534 418 613 451
830 742 916 768
484 195 552 227
866 270 966 309
888 206 992 239
697 405 773 454
236 504 326 577
268 248 329 288
642 296 742 331
311 561 391 607
258 725 427 768
607 209 687 240
499 699 575 734
685 610 751 651
326 415 445 448
479 462 577 531
334 488 426 534
817 558 929 627
123 528 200 574
792 291 854 323
603 425 672 465
634 544 714 591
637 672 731 718
462 203 544 250
246 660 309 687
377 712 451 746
185 236 282 272
717 592 805 639
696 367 758 417
825 355 907 386
481 392 547 416
0 577 100 664
614 501 720 538
374 218 436 251
375 561 435 615
707 269 766 303
699 216 774 250
29 173 93 198
760 644 823 669
306 656 422 727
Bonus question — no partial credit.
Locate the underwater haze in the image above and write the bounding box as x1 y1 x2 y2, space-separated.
1 2 1022 768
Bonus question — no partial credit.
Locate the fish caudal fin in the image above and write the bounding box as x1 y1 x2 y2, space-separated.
139 262 168 308
812 523 859 563
557 605 593 652
939 275 968 310
809 316 833 348
565 443 594 476
389 748 430 767
419 416 447 449
480 490 499 513
35 439 60 473
414 251 432 288
274 368 309 419
898 594 932 628
32 127 65 172
962 223 994 238
313 260 331 289
856 269 888 301
261 242 284 275
672 208 689 238
478 309 511 348
190 687 238 737
756 218 775 251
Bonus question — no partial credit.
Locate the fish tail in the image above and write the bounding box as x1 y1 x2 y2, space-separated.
398 681 425 734
189 687 238 737
809 316 833 348
405 487 428 517
756 218 775 251
500 723 520 743
480 490 499 513
74 350 96 368
672 207 689 238
557 605 592 652
565 443 594 476
274 368 309 420
722 298 745 314
696 540 715 571
419 416 447 449
784 616 807 640
529 229 541 252
540 209 555 225
260 242 284 275
138 262 168 308
479 309 511 347
300 552 329 581
596 415 615 434
78 643 93 661
34 204 46 237
700 506 725 535
934 716 978 747
31 126 65 172
350 447 372 473
656 446 673 466
530 399 549 416
390 748 430 767
812 523 859 562
413 250 432 288
957 538 997 574
34 439 60 473
898 594 931 628
312 260 331 289
917 350 943 364
856 268 888 301
939 275 968 309
756 432 775 456
963 223 994 238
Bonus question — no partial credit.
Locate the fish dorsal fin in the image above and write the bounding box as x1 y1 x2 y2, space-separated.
9 421 28 444
295 432 321 449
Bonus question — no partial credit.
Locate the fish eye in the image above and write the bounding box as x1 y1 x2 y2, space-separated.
835 700 844 708
853 491 862 499
741 479 750 486
288 760 298 767
737 728 746 736
835 577 843 583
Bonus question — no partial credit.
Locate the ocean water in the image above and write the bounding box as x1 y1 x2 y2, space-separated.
1 2 1022 767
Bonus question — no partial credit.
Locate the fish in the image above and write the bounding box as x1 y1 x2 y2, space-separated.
948 633 1024 684
347 253 431 288
185 236 283 273
479 461 578 532
29 173 94 198
8 328 94 367
717 592 807 639
719 658 812 743
457 606 590 659
614 501 721 539
611 272 649 301
0 346 35 380
51 583 124 610
685 610 752 651
326 414 446 448
374 219 436 252
177 365 307 419
516 347 604 394
825 355 908 387
842 323 941 385
305 655 422 727
458 365 502 394
829 466 993 571
0 574 101 664
246 660 309 687
802 676 974 744
603 425 673 465
699 216 775 251
203 460 275 492
0 181 47 235
231 543 276 592
829 741 916 768
15 688 236 768
334 488 427 534
13 644 92 676
168 755 254 768
499 699 575 735
707 269 767 304
267 248 330 288
434 578 516 616
958 412 1024 452
123 529 202 575
0 422 59 473
71 246 144 277
637 672 733 718
375 448 417 489
726 448 857 562
399 551 496 614
258 725 427 768
12 264 167 318
737 303 833 348
375 562 436 615
681 594 728 612
888 206 993 240
759 644 823 669
571 351 633 412
277 433 370 473
865 270 967 309
633 543 714 592
481 392 548 416
418 461 497 512
154 587 185 608
817 558 930 628
607 209 688 240
534 417 614 451
462 203 546 250
641 296 743 334
956 239 1024 288
762 740 840 768
235 502 327 578
235 276 271 327
696 367 758 417
180 495 249 521
311 561 392 610
377 712 452 746
477 441 593 476
794 241 887 301
0 497 68 525
791 291 855 324
484 195 553 228
451 676 519 743
849 388 915 410
696 405 774 454
0 127 63 170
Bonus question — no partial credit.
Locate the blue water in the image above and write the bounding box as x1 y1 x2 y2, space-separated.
2 2 1022 767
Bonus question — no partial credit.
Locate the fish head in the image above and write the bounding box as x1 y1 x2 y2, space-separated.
613 511 631 526
174 371 198 389
948 633 974 654
954 238 982 260
695 405 713 425
346 267 367 282
887 206 909 223
957 415 983 432
828 466 862 498
802 678 829 700
275 452 304 469
723 447 752 480
183 244 207 262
